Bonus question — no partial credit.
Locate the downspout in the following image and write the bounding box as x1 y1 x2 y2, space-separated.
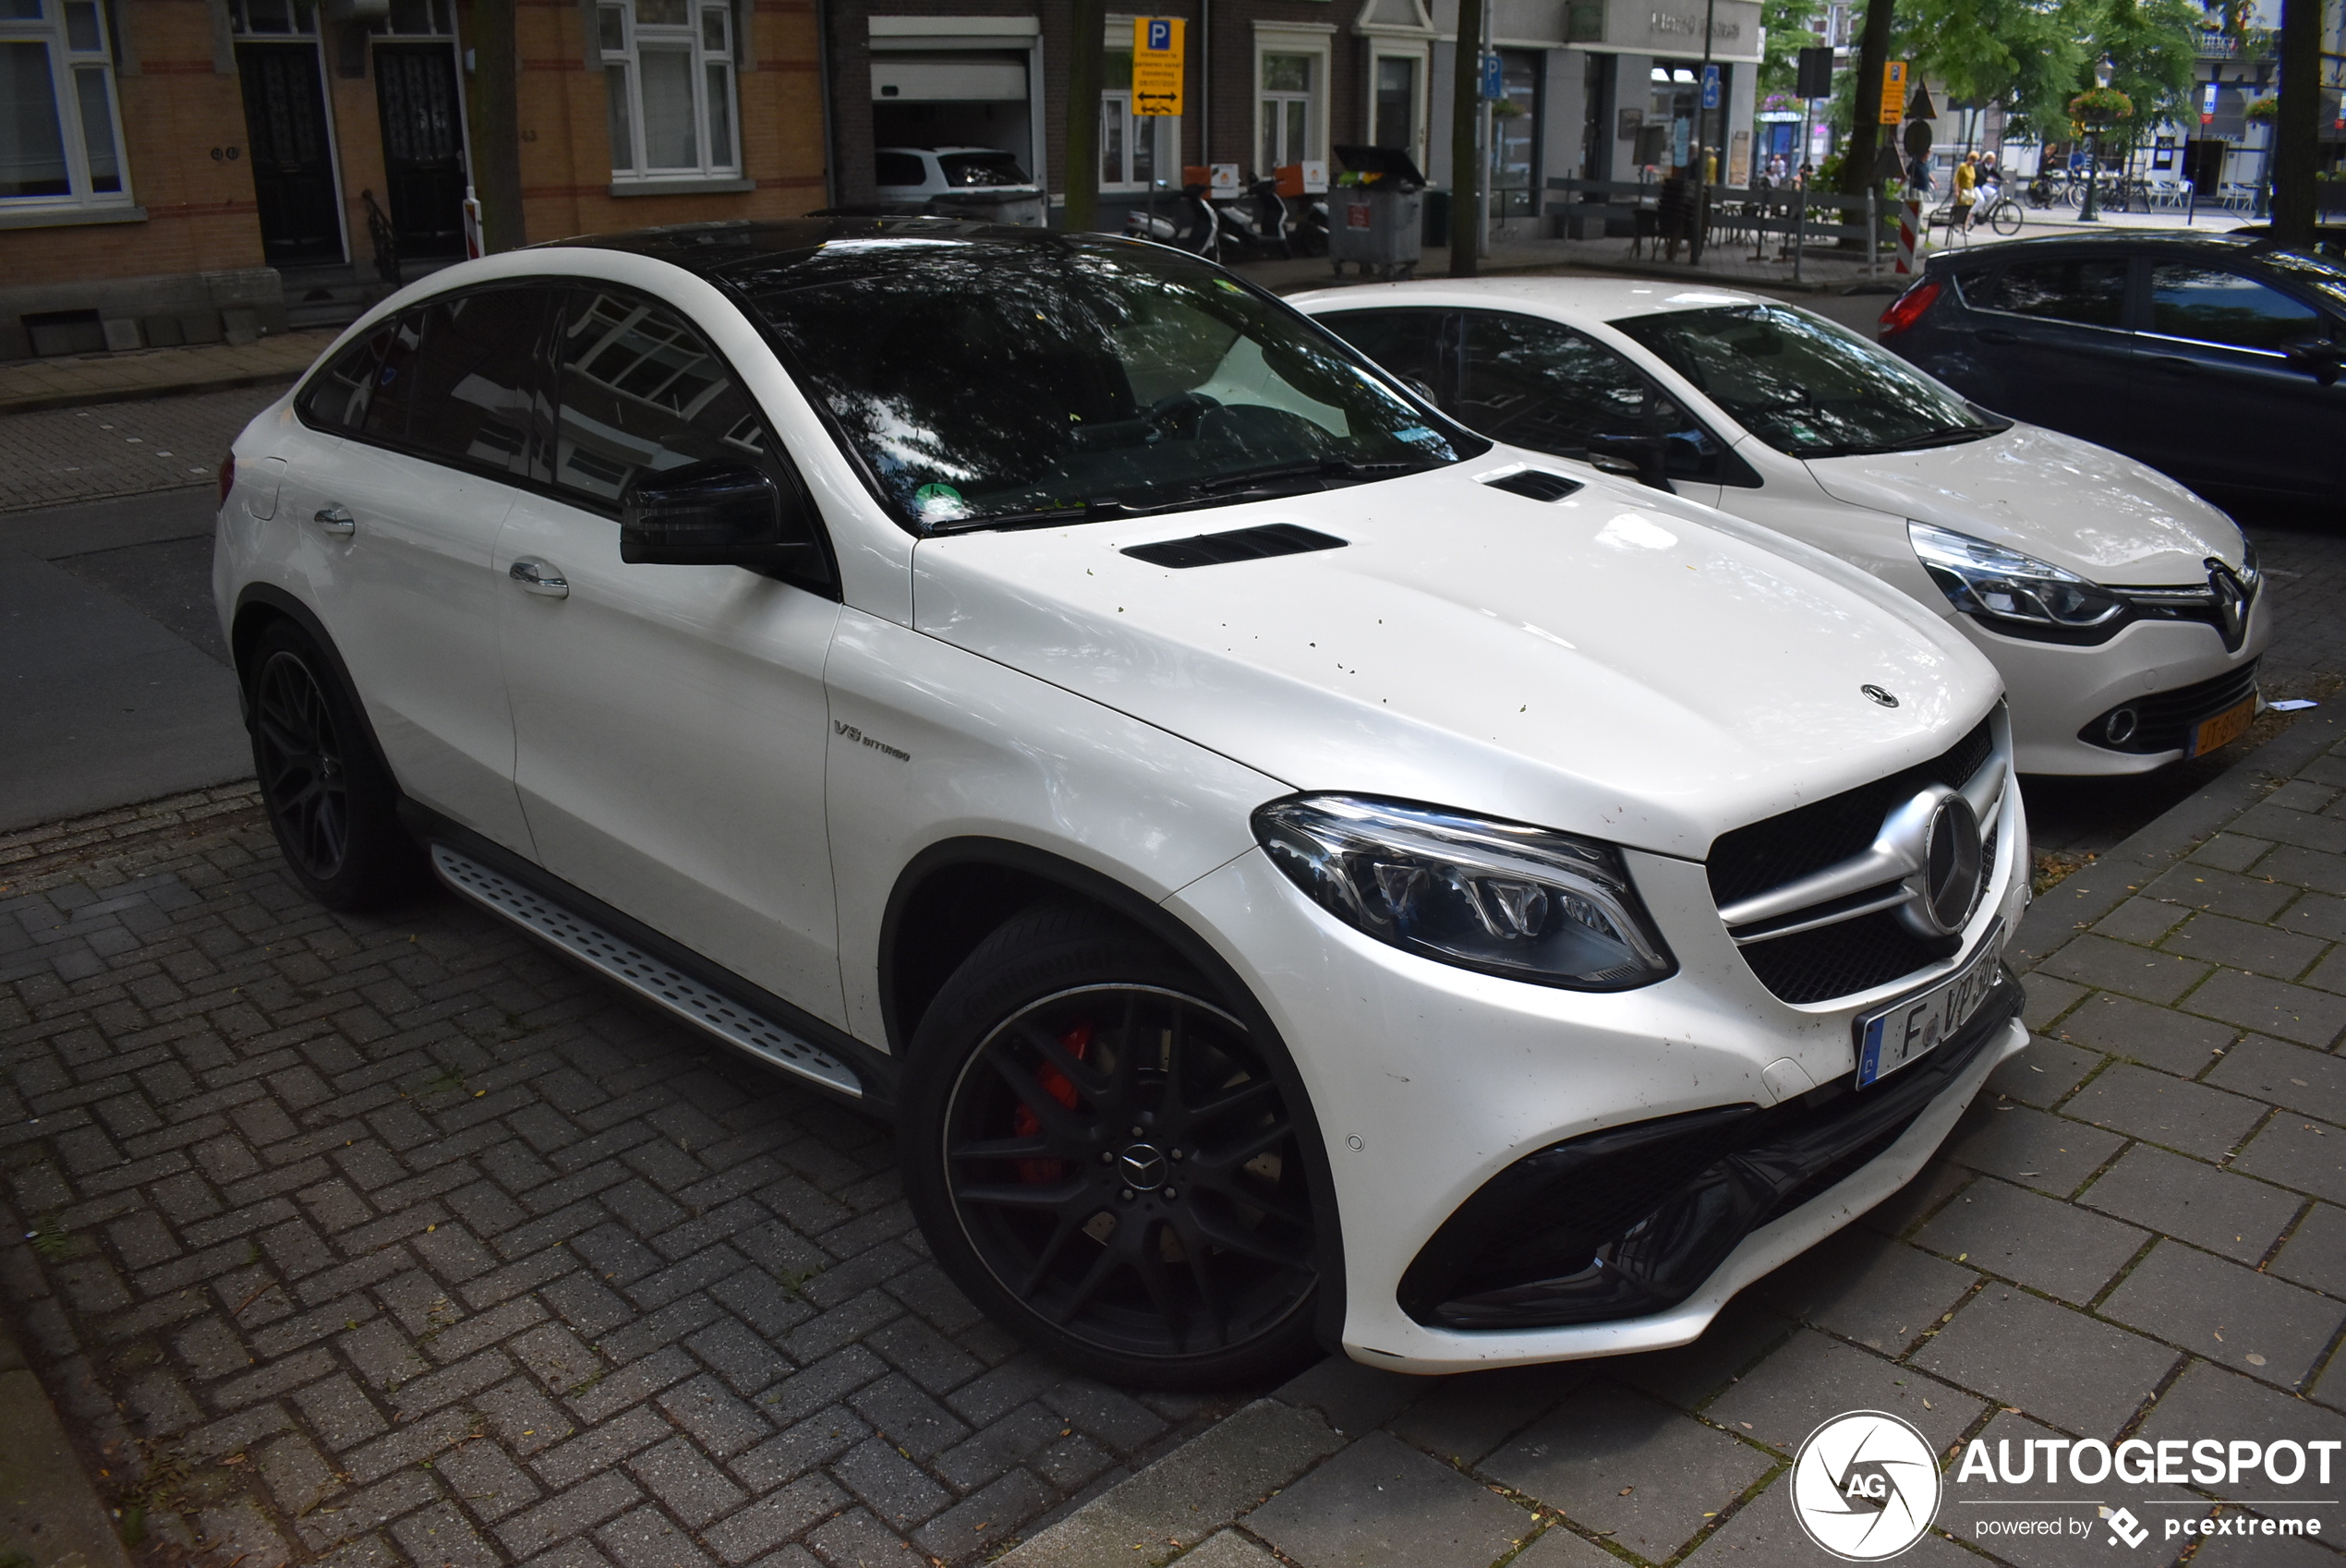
815 0 838 207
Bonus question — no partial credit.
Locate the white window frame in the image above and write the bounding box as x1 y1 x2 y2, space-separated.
1366 46 1430 172
1252 23 1333 177
1100 18 1175 194
598 0 741 185
0 0 134 216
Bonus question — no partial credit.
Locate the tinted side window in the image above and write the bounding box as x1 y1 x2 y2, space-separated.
298 325 392 432
405 287 553 480
875 151 925 187
1983 259 2129 328
1320 309 1447 402
1457 312 1729 482
554 288 776 504
2149 264 2320 351
360 308 428 445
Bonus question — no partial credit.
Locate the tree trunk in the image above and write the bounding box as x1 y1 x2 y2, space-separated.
1448 0 1483 276
469 0 524 252
2270 0 2319 247
1062 0 1104 233
1839 0 1895 195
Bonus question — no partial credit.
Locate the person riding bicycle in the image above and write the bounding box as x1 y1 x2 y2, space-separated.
1953 152 1979 230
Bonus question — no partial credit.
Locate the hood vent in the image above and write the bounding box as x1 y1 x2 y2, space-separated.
1122 523 1348 569
1483 469 1584 503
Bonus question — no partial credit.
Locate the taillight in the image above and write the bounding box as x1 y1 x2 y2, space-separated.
1879 278 1942 338
217 451 236 508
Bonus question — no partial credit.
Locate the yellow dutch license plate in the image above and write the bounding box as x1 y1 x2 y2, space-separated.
2191 696 2257 758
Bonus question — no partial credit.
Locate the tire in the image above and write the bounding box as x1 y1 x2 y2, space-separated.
900 900 1324 1389
1991 199 2024 236
245 620 425 910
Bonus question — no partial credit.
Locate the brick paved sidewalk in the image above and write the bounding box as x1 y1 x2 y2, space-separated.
0 387 293 513
999 707 2346 1568
8 714 2346 1568
0 791 1245 1568
0 333 333 418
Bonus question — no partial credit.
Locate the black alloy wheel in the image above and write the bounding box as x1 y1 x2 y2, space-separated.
244 621 424 910
903 904 1322 1388
254 647 352 883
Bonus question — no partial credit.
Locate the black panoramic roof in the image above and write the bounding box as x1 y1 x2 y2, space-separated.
530 218 1147 283
1927 229 2269 269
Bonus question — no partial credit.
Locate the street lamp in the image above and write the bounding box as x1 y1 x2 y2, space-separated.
2078 54 2115 222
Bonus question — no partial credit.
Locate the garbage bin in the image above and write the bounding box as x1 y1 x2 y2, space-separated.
1327 145 1425 279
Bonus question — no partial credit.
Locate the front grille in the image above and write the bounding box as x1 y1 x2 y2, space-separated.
2079 659 2259 755
1707 717 1993 908
1708 715 1996 1006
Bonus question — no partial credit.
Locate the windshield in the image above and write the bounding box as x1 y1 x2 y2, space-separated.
938 152 1033 188
736 236 1482 530
1610 303 2005 459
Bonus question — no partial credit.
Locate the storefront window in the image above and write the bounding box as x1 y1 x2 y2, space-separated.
1 0 130 211
1490 49 1540 218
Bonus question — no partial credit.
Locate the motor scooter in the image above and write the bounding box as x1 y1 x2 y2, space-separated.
1209 176 1295 261
1123 183 1220 259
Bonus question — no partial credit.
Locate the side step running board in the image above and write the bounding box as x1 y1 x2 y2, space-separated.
429 845 863 1099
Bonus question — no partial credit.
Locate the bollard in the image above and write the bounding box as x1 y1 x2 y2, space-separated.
1895 198 1919 273
1866 189 1879 283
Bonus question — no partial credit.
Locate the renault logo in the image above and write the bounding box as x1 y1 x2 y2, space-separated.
2207 559 2249 653
1881 785 1986 940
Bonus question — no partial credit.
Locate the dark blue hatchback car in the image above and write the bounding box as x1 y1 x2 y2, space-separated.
1876 233 2346 507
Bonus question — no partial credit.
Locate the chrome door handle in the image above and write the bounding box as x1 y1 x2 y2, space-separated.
313 504 356 537
509 559 570 598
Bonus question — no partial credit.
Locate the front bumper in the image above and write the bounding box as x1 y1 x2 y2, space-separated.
1954 596 2272 776
1163 754 2030 1373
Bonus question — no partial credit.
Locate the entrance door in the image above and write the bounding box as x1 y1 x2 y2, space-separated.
236 42 342 265
375 43 466 259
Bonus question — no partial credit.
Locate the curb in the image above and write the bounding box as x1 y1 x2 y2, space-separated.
0 1316 134 1568
991 707 2346 1565
0 367 305 417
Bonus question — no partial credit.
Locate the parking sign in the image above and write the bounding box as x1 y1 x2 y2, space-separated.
1131 18 1184 115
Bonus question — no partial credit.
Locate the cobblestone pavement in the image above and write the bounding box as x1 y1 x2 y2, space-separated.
0 387 288 513
997 708 2346 1568
0 792 1244 1568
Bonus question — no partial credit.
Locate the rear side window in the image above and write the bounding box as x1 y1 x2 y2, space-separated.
1320 308 1447 401
875 151 925 187
298 325 393 432
405 286 554 480
1982 259 2129 328
552 287 776 505
2149 263 2320 351
359 308 428 444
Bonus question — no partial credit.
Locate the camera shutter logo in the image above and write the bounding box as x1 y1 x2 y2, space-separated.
1790 1410 1942 1561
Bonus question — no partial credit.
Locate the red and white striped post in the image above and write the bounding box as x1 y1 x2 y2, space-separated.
1895 198 1920 272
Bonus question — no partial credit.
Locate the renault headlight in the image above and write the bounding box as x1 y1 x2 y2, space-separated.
1252 796 1675 990
1908 520 2128 639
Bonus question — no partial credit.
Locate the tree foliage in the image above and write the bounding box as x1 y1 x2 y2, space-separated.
1759 0 1828 97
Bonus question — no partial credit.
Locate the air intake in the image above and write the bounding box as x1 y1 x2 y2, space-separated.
1482 470 1584 503
1122 523 1348 569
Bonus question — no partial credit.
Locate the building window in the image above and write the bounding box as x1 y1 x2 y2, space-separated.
1 0 130 209
598 0 738 181
1490 49 1541 218
231 0 316 32
1101 47 1170 190
378 0 453 36
1259 51 1315 171
1373 56 1415 151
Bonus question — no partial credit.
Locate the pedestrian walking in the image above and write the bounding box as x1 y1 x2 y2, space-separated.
1656 166 1694 262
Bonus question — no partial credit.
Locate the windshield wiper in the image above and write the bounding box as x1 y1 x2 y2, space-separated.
1188 456 1433 496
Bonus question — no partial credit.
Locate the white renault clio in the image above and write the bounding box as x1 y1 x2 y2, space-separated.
1294 279 2272 776
216 223 2028 1387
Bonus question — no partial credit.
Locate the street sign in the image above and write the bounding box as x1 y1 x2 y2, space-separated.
1879 61 1907 126
1796 45 1833 101
1131 17 1183 115
1481 51 1504 101
1902 117 1932 159
1907 79 1936 120
1701 63 1720 109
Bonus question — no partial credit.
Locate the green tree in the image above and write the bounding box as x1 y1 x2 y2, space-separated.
1759 0 1828 97
2092 0 2201 131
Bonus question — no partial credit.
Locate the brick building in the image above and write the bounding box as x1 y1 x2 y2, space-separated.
0 0 827 361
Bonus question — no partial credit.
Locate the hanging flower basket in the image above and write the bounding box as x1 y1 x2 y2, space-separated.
2244 95 2278 120
2068 87 2134 125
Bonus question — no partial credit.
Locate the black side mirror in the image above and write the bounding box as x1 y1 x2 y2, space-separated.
620 460 821 574
2281 336 2343 386
1584 432 1675 492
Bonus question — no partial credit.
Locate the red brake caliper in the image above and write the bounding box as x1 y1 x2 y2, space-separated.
1014 1020 1091 1184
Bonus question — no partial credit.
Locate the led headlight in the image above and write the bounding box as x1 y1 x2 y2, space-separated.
1252 796 1675 990
1908 520 2128 639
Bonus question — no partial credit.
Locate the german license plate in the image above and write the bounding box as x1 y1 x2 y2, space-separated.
2191 695 2256 758
1856 925 2003 1089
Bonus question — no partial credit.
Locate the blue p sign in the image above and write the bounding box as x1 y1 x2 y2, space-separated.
1146 18 1171 50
